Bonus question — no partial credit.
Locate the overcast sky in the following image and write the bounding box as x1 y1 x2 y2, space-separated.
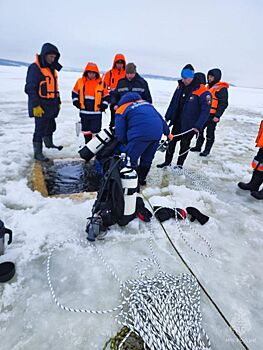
0 0 262 87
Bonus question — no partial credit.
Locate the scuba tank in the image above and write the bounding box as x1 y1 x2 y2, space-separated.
120 155 138 218
86 154 138 241
79 128 114 162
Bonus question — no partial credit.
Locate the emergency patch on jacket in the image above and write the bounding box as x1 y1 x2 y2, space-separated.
206 95 212 105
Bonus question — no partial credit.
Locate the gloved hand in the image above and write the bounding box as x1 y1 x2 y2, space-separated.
100 104 108 112
73 100 80 109
33 105 44 117
186 207 209 225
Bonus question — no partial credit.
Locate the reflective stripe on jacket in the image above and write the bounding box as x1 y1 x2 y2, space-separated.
73 78 105 111
72 62 108 114
252 158 263 172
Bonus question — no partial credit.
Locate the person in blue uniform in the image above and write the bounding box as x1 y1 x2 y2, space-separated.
115 92 170 185
157 64 212 168
25 43 63 161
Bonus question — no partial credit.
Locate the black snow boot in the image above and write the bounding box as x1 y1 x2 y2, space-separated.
33 142 49 162
137 166 150 186
190 137 204 152
43 135 63 150
251 188 263 200
157 151 173 168
238 170 263 191
200 140 213 157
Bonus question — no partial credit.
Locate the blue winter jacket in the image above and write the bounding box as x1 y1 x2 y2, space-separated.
115 92 169 144
25 43 62 118
165 79 212 132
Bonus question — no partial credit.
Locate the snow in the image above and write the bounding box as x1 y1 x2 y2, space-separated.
0 65 262 350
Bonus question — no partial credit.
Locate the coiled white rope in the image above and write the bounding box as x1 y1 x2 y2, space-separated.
157 128 215 194
47 227 211 349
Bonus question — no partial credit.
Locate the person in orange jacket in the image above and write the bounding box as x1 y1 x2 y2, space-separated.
191 68 229 156
72 62 109 143
102 54 126 128
238 121 263 200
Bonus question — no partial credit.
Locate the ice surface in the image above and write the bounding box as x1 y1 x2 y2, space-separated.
0 66 262 349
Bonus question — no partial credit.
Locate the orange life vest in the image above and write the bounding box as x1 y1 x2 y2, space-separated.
256 120 263 148
207 82 229 115
74 78 105 112
192 84 209 97
35 55 59 99
73 62 107 111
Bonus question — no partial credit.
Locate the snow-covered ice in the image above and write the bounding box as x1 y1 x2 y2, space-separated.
0 66 262 349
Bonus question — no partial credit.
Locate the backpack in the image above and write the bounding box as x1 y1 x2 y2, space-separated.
92 156 125 227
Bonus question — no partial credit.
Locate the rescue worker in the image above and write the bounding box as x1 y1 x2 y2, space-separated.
111 63 152 120
25 43 63 162
157 65 212 168
102 54 126 128
115 92 170 185
72 62 109 144
191 68 229 156
238 120 263 200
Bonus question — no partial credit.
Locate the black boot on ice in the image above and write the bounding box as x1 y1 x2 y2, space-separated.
238 170 263 191
200 139 213 157
157 151 173 168
43 135 63 151
251 188 263 200
33 142 49 162
190 137 204 152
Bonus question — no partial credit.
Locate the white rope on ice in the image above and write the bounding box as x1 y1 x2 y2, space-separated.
152 206 213 258
46 230 211 349
169 166 215 195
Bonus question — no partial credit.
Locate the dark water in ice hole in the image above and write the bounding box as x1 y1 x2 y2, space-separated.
43 160 101 195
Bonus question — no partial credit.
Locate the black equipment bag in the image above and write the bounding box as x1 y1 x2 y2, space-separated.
92 156 125 227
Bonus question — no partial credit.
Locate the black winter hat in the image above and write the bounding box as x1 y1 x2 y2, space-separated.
186 207 209 225
195 72 206 85
183 64 194 71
